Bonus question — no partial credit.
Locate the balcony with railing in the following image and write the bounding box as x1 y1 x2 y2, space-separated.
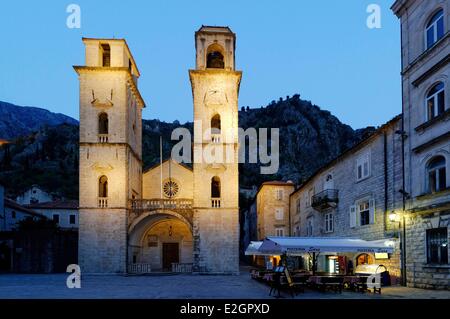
98 197 108 208
311 189 338 211
98 134 109 143
130 198 193 211
211 198 221 208
211 134 221 144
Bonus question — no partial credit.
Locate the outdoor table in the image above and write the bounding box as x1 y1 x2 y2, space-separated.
308 276 344 293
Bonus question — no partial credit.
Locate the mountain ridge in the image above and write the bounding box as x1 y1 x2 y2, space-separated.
0 96 376 198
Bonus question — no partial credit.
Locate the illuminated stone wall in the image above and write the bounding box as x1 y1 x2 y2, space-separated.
392 0 450 289
255 182 295 240
77 38 144 274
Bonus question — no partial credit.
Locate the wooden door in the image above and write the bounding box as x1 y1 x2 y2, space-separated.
162 243 179 270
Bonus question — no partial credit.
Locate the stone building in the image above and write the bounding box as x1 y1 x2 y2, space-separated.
76 26 240 274
286 116 404 282
24 200 79 229
255 181 295 240
392 0 449 289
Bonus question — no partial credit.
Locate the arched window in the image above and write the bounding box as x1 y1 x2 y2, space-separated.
426 82 445 120
427 156 446 193
98 113 109 134
206 44 225 69
211 114 221 133
211 176 221 198
99 175 108 198
426 9 444 49
356 253 374 266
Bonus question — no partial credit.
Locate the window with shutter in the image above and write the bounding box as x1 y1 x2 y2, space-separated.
350 205 357 228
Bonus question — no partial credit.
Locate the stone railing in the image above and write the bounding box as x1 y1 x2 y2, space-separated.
171 263 193 273
211 198 221 208
98 134 109 143
128 263 152 274
311 189 339 211
98 197 108 208
211 134 221 144
130 198 193 211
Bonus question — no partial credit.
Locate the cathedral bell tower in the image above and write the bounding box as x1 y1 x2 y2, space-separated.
74 38 145 273
189 26 241 273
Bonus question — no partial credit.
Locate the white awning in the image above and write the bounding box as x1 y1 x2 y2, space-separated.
258 237 395 255
244 241 281 256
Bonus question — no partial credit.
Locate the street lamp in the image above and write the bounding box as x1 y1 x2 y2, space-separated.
389 211 400 223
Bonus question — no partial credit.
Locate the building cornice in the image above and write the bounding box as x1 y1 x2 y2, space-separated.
79 142 142 163
402 32 449 77
412 131 450 153
391 0 416 17
411 53 450 87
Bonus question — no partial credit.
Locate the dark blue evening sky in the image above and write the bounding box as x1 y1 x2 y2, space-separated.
0 0 400 129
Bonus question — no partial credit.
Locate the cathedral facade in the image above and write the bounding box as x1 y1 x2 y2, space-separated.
75 26 240 274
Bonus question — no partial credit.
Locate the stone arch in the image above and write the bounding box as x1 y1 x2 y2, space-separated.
128 210 192 235
128 210 194 270
206 43 225 69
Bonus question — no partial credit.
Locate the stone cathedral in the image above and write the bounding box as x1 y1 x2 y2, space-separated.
75 26 240 274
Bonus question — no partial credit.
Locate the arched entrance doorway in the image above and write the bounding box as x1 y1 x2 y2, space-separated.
128 211 193 272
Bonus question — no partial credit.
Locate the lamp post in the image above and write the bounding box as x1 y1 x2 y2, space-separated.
389 211 406 286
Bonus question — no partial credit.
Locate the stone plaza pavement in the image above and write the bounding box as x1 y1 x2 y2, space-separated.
0 267 448 299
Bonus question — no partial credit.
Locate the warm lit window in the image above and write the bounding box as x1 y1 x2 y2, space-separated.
325 213 334 233
356 153 370 181
275 208 284 220
425 9 444 49
358 201 370 226
427 156 447 193
99 175 108 198
426 228 448 264
426 82 445 121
